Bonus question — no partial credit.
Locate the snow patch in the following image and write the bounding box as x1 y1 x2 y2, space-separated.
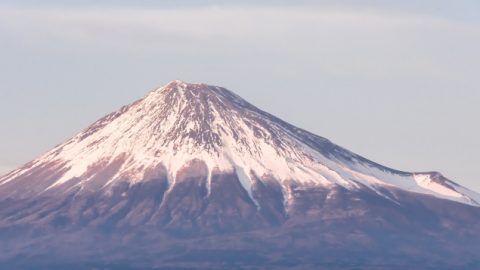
235 166 260 209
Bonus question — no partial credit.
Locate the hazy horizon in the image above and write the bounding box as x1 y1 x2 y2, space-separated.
1 0 479 192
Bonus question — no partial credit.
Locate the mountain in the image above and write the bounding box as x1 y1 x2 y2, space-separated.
0 80 479 270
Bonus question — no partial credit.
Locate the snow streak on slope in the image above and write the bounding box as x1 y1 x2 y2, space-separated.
0 80 479 207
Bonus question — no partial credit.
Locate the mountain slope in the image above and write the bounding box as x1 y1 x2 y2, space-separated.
0 80 479 269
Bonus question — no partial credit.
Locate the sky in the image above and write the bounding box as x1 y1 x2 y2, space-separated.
0 1 479 192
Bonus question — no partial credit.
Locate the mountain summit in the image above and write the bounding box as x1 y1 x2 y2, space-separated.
0 81 479 269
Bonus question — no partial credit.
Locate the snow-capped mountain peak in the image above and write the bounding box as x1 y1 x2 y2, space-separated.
1 81 479 208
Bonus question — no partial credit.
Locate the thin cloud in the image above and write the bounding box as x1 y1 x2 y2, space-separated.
0 7 469 44
0 6 478 82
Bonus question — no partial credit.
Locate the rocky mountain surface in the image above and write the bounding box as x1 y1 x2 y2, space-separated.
0 80 479 269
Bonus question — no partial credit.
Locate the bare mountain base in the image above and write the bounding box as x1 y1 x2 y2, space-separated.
0 176 479 270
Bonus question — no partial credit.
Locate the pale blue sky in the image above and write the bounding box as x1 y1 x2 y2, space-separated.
0 1 479 191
